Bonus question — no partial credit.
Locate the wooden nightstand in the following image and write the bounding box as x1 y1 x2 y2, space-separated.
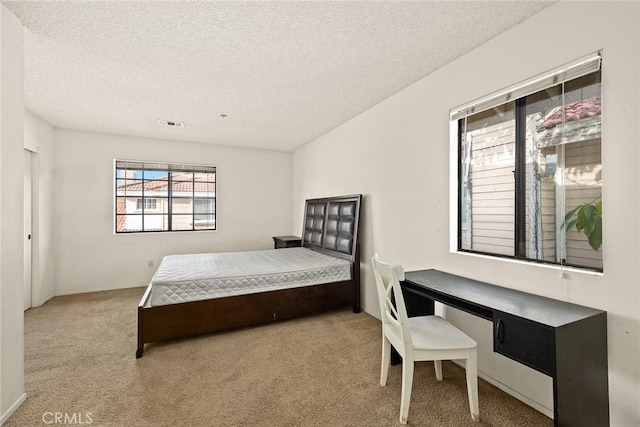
272 236 302 249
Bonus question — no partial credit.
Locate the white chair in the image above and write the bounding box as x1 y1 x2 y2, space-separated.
371 254 479 424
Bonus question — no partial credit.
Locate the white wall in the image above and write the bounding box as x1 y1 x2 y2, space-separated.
0 4 26 423
24 110 55 307
292 2 639 424
54 129 292 295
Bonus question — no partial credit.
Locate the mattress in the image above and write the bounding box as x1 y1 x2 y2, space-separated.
149 247 351 306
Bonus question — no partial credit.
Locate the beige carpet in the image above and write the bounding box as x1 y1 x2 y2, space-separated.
6 288 552 427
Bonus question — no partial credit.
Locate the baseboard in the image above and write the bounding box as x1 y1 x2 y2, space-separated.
1 393 26 425
55 284 143 297
451 360 554 419
32 292 55 308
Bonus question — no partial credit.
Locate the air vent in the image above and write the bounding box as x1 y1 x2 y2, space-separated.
157 120 184 127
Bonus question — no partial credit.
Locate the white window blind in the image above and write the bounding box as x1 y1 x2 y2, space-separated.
115 160 216 174
450 51 602 121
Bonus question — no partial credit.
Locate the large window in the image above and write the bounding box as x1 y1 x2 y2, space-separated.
453 53 602 271
115 160 216 233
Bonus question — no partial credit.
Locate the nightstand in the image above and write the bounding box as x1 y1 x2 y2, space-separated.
272 236 302 249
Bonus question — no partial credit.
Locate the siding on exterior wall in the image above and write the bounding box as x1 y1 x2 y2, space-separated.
465 121 515 256
463 120 602 269
564 139 602 269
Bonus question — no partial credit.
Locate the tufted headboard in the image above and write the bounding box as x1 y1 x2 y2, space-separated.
302 194 362 262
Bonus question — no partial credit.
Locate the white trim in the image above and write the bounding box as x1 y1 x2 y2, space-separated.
1 393 27 425
451 361 554 420
113 228 217 237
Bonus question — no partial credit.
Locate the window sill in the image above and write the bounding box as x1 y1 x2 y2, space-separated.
114 229 217 235
451 250 604 277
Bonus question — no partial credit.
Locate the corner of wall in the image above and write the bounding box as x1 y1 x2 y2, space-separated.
0 3 26 420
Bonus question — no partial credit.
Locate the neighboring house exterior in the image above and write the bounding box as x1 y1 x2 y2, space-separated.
115 171 216 232
460 93 602 270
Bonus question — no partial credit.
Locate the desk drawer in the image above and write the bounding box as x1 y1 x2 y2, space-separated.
494 312 555 376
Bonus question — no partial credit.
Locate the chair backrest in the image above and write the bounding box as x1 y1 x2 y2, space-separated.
371 254 412 348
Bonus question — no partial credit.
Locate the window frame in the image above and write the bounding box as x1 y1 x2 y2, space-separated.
114 160 216 234
450 52 603 272
136 198 157 211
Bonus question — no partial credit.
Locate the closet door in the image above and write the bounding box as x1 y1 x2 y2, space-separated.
23 149 32 310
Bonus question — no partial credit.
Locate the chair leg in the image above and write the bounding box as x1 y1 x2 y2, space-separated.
399 355 414 425
434 360 443 381
465 351 480 422
380 335 391 386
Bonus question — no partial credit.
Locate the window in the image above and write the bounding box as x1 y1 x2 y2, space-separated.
194 199 216 224
452 52 602 271
115 160 216 233
136 198 157 210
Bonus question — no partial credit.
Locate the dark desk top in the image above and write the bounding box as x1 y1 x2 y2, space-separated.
404 269 605 328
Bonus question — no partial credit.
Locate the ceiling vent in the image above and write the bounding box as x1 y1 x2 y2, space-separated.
157 120 184 127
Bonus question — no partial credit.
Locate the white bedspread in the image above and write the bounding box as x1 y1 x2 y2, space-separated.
149 247 351 306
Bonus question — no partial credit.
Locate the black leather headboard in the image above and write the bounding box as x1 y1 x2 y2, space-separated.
302 194 361 262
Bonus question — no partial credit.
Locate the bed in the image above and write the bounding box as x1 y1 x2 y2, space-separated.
136 194 362 358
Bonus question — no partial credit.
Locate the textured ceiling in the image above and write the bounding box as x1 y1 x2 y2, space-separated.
3 1 553 152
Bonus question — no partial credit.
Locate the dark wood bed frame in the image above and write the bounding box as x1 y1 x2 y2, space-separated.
136 194 362 358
